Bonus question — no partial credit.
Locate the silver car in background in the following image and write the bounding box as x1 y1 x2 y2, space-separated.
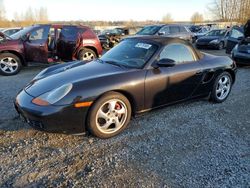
136 24 193 42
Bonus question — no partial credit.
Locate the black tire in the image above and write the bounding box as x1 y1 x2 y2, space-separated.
87 92 131 139
0 53 22 76
78 48 97 61
218 42 224 50
210 72 232 103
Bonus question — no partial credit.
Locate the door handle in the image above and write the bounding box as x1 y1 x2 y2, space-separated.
39 44 44 47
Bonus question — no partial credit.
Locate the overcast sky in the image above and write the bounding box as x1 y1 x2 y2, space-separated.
4 0 213 21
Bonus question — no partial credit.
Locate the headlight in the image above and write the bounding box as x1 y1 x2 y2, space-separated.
210 39 219 43
32 83 73 106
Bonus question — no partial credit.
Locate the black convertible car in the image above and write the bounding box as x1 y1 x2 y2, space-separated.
15 36 237 138
196 29 229 50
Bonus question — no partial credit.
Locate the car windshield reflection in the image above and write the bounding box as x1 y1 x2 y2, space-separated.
100 40 158 69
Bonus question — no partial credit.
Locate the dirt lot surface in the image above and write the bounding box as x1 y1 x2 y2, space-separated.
0 50 250 187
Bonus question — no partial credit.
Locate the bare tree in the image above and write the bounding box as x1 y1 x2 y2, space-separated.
37 7 48 22
191 12 204 23
208 0 250 23
238 0 250 23
124 19 136 27
13 12 20 21
0 0 6 21
24 7 35 22
162 13 173 23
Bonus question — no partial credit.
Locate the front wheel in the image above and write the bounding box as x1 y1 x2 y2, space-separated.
87 92 131 138
0 53 22 76
210 72 232 103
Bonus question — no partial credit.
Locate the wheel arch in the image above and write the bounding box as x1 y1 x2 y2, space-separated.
84 90 136 132
0 50 27 66
225 69 236 84
91 90 136 116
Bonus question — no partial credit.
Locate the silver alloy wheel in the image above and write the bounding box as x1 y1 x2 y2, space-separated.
82 52 95 61
216 75 231 100
0 57 18 73
96 99 128 134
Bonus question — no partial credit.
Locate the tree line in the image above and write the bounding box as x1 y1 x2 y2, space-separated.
208 0 250 23
163 0 249 24
0 0 249 28
0 0 48 27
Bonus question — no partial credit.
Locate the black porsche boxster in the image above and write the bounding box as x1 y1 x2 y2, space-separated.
15 36 237 138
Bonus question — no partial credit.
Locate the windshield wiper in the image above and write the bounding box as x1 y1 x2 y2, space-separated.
103 60 127 68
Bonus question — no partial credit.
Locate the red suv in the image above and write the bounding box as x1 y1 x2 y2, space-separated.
0 24 102 76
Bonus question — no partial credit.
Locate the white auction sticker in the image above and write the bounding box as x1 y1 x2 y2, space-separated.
135 43 152 49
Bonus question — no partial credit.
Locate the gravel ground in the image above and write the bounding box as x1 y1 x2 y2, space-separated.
0 50 250 187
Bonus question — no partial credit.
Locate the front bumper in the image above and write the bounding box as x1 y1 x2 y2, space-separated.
14 90 88 134
232 51 250 65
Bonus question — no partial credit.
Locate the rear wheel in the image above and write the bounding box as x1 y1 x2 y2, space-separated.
87 92 131 138
78 48 97 61
210 72 232 103
0 53 22 76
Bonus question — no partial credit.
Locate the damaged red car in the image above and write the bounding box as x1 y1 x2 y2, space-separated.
0 24 102 76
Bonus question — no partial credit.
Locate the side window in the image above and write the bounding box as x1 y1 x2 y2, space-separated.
230 29 244 39
170 26 180 34
159 26 170 34
179 26 187 32
60 26 79 39
29 26 50 41
159 44 195 63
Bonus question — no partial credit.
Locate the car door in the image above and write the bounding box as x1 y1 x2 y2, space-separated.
24 25 50 63
226 27 244 54
56 26 79 60
179 26 190 40
168 26 180 38
145 43 203 109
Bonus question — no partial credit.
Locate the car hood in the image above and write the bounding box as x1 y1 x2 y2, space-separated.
197 36 221 42
0 37 20 47
24 60 129 97
0 31 13 40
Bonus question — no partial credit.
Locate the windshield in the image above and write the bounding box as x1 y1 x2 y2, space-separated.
11 26 33 40
206 30 226 37
136 26 162 35
101 29 118 35
101 40 158 68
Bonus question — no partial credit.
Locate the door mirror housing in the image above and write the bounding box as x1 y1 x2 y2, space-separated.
153 58 176 68
158 31 166 36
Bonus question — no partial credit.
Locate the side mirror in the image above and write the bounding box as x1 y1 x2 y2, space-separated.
158 31 166 36
152 58 176 68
